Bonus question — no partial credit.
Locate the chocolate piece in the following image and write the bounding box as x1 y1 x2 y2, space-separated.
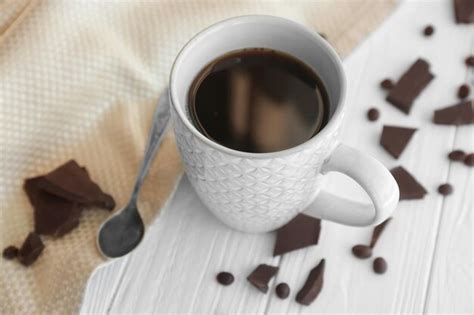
38 160 115 210
380 125 417 159
3 246 19 260
433 100 474 125
273 213 321 256
373 257 387 274
216 272 234 286
370 217 392 248
457 84 470 99
247 264 279 293
367 108 380 121
390 166 427 200
380 79 395 90
275 283 290 299
18 233 44 266
296 259 325 305
24 177 82 237
466 55 474 67
464 153 474 166
448 150 466 161
438 184 453 196
454 0 474 24
423 25 434 36
352 245 372 259
386 59 434 114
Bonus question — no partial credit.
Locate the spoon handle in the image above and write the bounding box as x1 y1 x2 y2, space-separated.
129 90 171 204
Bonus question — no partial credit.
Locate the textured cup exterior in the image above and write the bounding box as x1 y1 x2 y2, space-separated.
173 107 342 233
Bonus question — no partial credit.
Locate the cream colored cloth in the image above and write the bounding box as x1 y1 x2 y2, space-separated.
0 0 396 313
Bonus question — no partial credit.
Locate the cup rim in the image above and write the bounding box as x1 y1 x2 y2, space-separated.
169 15 346 159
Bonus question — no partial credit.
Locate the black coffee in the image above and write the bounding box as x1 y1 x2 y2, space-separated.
188 48 330 153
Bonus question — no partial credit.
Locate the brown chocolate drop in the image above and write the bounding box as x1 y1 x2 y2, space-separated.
438 184 453 196
464 153 474 166
3 246 19 260
380 79 394 90
466 55 474 67
457 84 470 99
367 108 380 121
423 25 434 36
216 272 234 286
448 150 466 161
352 245 372 259
275 283 290 299
373 257 388 274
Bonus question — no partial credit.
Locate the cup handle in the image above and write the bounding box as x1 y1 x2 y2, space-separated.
303 143 399 226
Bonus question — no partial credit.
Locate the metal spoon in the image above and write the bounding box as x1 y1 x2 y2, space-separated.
97 91 171 258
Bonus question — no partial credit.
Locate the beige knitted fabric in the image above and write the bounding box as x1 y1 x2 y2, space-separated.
0 0 396 313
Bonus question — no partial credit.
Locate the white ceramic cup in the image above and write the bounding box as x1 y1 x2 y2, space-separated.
170 15 399 233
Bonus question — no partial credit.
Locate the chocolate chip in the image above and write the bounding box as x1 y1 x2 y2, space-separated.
448 150 466 161
370 218 392 248
373 257 387 274
390 166 428 200
438 184 453 196
466 55 474 67
273 213 321 256
367 108 380 121
3 246 19 260
296 259 325 305
423 25 434 36
275 283 290 299
380 125 417 159
457 84 470 99
380 79 395 90
247 264 279 293
453 0 474 24
18 232 44 266
216 272 234 286
433 100 474 125
464 153 474 166
352 244 373 259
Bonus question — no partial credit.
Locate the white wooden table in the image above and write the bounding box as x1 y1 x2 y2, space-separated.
80 0 473 313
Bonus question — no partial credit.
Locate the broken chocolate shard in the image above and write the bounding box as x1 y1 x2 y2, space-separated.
454 0 474 24
380 125 417 159
247 264 279 293
38 160 115 210
18 233 45 266
386 59 434 114
24 177 82 237
433 100 474 125
370 218 392 248
296 259 325 306
273 213 321 256
390 166 427 200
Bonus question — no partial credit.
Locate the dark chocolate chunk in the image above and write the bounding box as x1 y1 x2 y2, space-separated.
352 245 373 259
433 100 474 125
464 153 474 166
273 213 321 256
24 177 82 237
386 59 434 114
423 25 434 36
390 166 428 200
216 272 234 286
373 257 387 274
454 0 474 24
466 55 474 67
370 217 392 248
448 150 466 161
457 84 470 99
380 79 395 90
275 283 290 299
18 233 44 266
3 246 19 260
367 108 380 121
380 125 417 159
247 264 279 293
38 160 115 210
296 259 325 305
438 184 453 196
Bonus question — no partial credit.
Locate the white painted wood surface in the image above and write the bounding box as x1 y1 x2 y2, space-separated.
81 0 473 313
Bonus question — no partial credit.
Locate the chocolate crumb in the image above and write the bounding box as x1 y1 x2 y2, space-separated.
367 108 380 121
466 55 474 67
276 283 290 299
380 79 395 90
373 257 387 274
3 246 19 260
352 244 372 259
448 150 466 161
423 25 434 36
457 84 470 99
247 264 279 293
464 153 474 166
216 272 234 286
438 184 453 196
